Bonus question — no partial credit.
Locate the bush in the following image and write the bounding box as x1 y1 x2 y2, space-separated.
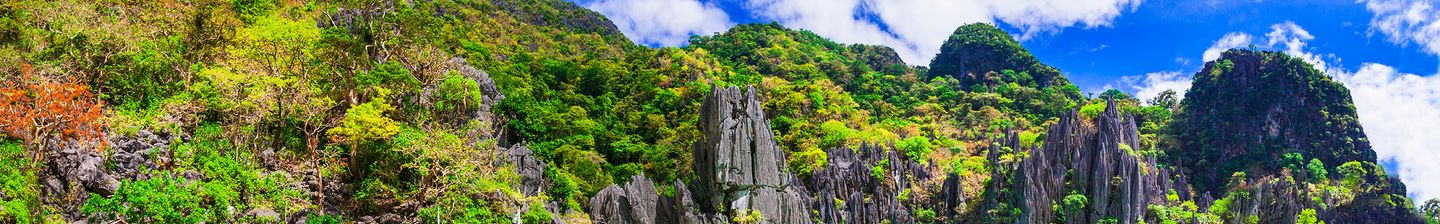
1297 208 1323 224
789 147 828 176
0 141 56 223
101 37 187 108
950 156 988 176
871 159 889 180
83 123 305 222
522 202 553 223
1079 102 1107 119
915 208 937 223
1307 159 1328 181
1017 131 1041 148
83 176 212 223
327 89 400 144
897 136 933 163
357 61 418 90
436 72 485 113
1337 161 1367 189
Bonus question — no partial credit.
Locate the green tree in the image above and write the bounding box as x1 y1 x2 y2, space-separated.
327 89 400 144
1307 158 1328 181
1337 161 1367 189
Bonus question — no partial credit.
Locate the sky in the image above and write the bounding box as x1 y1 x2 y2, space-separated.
574 0 1440 203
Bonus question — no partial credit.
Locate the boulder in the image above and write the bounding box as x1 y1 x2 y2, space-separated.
504 144 549 197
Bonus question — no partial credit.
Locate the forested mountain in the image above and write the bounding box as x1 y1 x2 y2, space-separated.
0 0 1430 223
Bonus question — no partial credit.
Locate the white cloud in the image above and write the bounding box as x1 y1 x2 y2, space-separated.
1332 63 1440 203
1202 32 1253 61
1118 71 1192 102
1199 21 1341 73
584 0 733 47
744 0 1143 65
1361 0 1440 55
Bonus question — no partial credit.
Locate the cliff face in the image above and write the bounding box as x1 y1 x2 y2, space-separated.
690 86 813 224
1170 49 1422 224
589 86 813 224
975 98 1188 224
1172 49 1375 194
804 143 933 224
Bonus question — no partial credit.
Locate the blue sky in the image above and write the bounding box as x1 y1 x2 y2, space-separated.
575 0 1440 202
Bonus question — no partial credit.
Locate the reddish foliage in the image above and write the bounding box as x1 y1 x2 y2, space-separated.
0 63 106 152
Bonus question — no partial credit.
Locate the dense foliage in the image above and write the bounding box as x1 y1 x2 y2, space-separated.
0 0 1427 223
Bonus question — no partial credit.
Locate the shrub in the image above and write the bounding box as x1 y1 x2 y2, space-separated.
83 176 212 223
436 72 484 113
950 156 988 176
1297 208 1323 224
1017 131 1041 148
522 202 553 224
357 61 418 90
1337 161 1367 189
871 159 889 180
1079 102 1107 119
733 209 765 224
1063 192 1088 212
1306 159 1328 181
789 147 828 176
897 136 933 163
327 89 400 144
914 208 937 223
0 141 54 223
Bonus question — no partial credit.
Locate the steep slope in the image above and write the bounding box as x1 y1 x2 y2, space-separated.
928 23 1068 88
1172 49 1376 194
1170 49 1421 223
962 98 1189 224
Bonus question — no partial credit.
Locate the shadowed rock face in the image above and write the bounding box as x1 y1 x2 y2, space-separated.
590 86 812 224
805 143 932 224
974 98 1189 224
1173 49 1376 195
504 145 548 197
590 175 659 224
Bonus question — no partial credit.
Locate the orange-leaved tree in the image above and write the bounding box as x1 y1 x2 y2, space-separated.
0 63 106 164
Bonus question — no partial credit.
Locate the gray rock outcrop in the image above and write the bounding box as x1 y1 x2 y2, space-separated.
504 144 549 197
45 139 119 197
805 143 931 224
590 175 660 224
992 98 1190 224
691 86 812 224
590 86 812 224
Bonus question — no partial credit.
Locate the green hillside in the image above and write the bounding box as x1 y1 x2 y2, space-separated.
0 0 1428 223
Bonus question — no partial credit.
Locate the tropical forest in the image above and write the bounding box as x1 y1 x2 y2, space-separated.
0 0 1436 223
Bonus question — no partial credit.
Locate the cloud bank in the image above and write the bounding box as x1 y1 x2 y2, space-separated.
583 0 733 46
1332 64 1440 202
1116 71 1192 101
1202 33 1253 62
745 0 1143 65
1362 0 1440 56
